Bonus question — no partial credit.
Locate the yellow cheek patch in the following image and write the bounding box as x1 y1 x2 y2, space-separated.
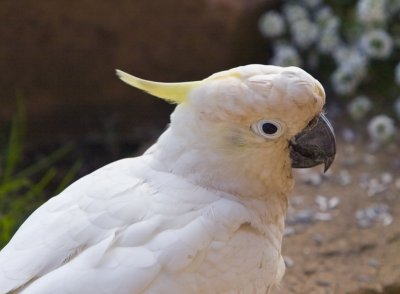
116 70 201 104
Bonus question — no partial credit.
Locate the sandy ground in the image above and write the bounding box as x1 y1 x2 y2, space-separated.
274 141 400 294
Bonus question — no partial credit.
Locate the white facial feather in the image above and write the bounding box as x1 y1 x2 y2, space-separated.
153 65 324 198
187 65 324 135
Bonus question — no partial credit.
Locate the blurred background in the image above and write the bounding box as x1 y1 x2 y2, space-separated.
0 0 399 293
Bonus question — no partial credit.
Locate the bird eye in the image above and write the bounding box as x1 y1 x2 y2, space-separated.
251 119 283 139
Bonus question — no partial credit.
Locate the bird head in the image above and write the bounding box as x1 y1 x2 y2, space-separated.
117 65 335 196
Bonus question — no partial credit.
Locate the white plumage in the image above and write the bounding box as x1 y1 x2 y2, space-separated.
0 65 332 293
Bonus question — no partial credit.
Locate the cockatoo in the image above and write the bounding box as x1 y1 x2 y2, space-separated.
0 64 335 294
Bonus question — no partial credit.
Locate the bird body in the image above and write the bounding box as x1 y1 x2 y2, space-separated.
0 65 335 293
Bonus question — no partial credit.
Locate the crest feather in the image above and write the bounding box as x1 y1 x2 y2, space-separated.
116 70 201 104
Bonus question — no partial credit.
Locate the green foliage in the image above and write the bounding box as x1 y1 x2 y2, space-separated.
0 101 81 248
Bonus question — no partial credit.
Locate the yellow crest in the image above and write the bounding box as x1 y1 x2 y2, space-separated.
116 70 201 104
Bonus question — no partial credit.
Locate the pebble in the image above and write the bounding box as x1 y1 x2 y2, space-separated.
283 256 294 268
304 172 323 186
380 213 393 226
315 195 329 211
380 172 393 184
328 197 340 209
295 169 326 186
337 169 352 186
355 203 393 228
357 218 372 229
360 176 388 197
294 209 315 224
284 226 296 236
367 179 387 197
367 258 380 268
315 195 340 211
313 233 325 245
314 212 333 221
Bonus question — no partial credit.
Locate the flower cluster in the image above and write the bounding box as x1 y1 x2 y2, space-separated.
347 96 372 121
367 115 396 144
258 0 400 145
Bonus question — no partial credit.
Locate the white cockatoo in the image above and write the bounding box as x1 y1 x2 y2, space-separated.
0 65 335 294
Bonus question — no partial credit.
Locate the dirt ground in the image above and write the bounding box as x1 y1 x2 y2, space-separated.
274 140 400 294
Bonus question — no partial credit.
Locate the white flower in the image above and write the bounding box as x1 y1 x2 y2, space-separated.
258 11 285 38
331 47 368 94
290 19 319 49
347 95 373 120
333 46 351 62
394 97 400 120
342 50 368 81
318 28 341 54
349 57 368 81
357 0 386 24
316 6 340 31
271 44 302 67
333 46 367 70
367 115 396 143
324 16 340 32
283 4 308 23
395 62 400 85
359 29 394 59
331 66 360 95
316 6 334 21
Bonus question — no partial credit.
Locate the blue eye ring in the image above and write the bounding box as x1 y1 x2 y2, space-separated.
251 119 284 139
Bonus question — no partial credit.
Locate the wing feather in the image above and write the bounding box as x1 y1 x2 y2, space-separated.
0 155 248 293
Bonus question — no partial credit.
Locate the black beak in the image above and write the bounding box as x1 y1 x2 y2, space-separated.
289 113 336 172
